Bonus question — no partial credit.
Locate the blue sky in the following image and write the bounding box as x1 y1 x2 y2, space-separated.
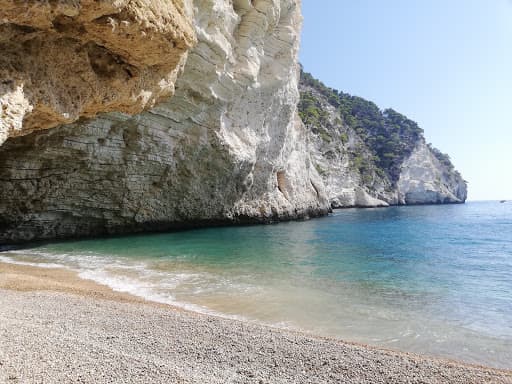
299 0 512 200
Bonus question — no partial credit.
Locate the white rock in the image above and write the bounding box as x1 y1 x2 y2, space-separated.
0 0 330 243
397 141 467 204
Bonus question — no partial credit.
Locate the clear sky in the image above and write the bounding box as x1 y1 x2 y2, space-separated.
299 0 512 201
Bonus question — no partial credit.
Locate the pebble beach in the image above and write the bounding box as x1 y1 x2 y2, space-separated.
1 262 511 384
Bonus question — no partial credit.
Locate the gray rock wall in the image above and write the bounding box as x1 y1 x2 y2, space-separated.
0 0 330 244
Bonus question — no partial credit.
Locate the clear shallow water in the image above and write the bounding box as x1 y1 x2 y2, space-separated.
2 201 512 368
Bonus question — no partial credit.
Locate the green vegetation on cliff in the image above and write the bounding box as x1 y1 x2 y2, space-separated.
299 69 457 183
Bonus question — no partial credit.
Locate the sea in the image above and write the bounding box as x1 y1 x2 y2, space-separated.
1 201 511 369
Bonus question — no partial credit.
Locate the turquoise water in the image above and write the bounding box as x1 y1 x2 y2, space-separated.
2 201 511 368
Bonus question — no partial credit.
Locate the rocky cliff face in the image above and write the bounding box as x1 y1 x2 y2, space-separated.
0 0 330 243
299 70 467 208
0 1 466 244
397 141 468 204
0 0 196 145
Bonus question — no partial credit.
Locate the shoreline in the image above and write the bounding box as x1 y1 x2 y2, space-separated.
0 201 472 247
1 261 511 383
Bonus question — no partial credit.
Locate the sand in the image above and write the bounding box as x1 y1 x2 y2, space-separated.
0 262 511 384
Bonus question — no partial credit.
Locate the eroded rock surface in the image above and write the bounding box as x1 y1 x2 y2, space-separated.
397 141 467 204
299 70 467 208
0 0 196 144
0 1 467 244
0 0 330 243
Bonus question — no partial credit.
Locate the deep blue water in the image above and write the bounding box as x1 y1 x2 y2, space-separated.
2 201 511 368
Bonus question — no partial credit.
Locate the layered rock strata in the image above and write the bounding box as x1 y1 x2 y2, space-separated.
0 0 330 243
0 0 196 145
300 71 467 207
0 1 467 244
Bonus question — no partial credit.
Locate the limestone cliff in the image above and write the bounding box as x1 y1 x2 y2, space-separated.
0 1 466 244
0 0 196 145
397 141 468 205
0 0 329 243
299 69 467 208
